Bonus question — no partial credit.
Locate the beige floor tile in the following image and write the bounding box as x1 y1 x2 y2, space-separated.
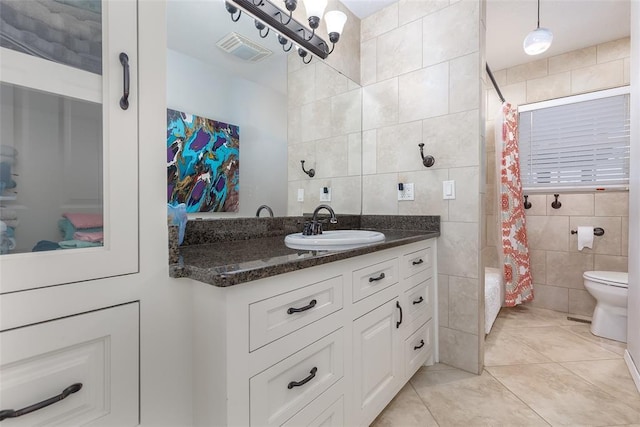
410 368 548 426
561 359 640 412
484 328 552 366
370 383 438 427
493 305 576 330
420 362 458 372
487 363 640 426
509 326 621 362
561 324 627 356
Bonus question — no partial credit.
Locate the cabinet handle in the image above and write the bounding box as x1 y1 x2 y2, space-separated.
412 296 424 305
412 259 424 266
396 301 403 329
287 299 317 314
119 52 130 110
287 367 318 389
368 272 385 282
0 383 82 421
414 339 425 350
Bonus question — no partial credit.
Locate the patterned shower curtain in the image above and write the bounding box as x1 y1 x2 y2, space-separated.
495 102 534 306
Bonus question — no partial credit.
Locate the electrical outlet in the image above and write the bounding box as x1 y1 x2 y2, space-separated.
319 187 331 202
297 188 304 202
397 183 415 201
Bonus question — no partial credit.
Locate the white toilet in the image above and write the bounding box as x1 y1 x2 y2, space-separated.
583 271 629 343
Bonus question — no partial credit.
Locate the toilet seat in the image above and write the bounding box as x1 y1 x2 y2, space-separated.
583 271 628 288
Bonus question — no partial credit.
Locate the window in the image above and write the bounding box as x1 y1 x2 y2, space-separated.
518 87 630 191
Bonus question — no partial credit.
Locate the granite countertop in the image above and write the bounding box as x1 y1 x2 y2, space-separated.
170 229 440 287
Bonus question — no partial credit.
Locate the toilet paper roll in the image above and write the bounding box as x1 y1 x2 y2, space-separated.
577 226 594 251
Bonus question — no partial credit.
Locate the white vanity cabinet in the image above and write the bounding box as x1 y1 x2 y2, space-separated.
191 238 436 427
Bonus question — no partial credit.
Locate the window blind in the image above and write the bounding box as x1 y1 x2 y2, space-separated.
518 89 630 191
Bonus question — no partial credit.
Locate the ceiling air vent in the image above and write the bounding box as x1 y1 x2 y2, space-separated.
216 32 273 62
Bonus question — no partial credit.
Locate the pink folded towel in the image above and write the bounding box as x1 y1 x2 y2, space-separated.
63 213 103 229
73 231 104 243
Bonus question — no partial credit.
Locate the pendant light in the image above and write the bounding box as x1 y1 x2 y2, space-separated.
523 0 553 55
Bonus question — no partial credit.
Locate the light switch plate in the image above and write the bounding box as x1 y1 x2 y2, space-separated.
319 187 331 202
398 183 415 201
443 180 455 199
297 188 304 202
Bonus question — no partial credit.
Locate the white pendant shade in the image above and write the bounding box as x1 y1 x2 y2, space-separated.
303 0 327 18
325 10 347 35
523 27 553 55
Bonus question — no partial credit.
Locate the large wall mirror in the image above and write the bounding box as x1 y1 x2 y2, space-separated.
167 0 362 218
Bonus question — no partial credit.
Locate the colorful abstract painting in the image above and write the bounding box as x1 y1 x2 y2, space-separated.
167 109 239 213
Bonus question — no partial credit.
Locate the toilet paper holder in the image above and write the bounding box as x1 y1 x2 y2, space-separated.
571 227 605 236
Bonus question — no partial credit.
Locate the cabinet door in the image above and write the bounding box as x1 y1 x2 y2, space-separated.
352 298 402 427
0 0 138 293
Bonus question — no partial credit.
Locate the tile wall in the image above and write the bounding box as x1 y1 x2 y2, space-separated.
485 38 631 316
286 58 363 215
360 0 484 374
285 0 363 216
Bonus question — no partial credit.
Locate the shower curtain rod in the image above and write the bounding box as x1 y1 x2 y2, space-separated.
486 63 506 103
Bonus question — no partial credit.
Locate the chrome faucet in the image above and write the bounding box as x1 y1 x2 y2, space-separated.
255 204 274 217
303 204 337 235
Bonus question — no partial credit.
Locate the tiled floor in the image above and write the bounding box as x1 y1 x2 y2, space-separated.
372 305 640 426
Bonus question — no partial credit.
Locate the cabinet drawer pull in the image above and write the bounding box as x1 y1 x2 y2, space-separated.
287 299 317 314
396 301 403 328
412 296 424 305
0 383 83 421
412 258 424 266
119 53 130 110
414 340 425 350
368 272 386 282
287 367 318 389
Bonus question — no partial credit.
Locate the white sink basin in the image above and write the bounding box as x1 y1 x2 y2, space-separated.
284 230 385 251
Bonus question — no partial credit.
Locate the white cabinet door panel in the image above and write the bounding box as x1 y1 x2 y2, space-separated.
0 0 138 293
352 299 402 426
0 303 139 426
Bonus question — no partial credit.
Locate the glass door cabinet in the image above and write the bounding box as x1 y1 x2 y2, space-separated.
0 0 138 293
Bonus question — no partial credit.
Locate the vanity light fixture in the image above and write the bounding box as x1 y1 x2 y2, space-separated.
224 0 347 63
523 0 553 55
254 20 270 38
278 35 293 52
225 2 242 22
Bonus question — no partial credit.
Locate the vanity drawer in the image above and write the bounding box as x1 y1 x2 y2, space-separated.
403 277 434 337
250 328 344 427
401 246 432 280
281 384 343 427
0 303 139 426
352 258 399 303
404 320 433 380
250 276 343 351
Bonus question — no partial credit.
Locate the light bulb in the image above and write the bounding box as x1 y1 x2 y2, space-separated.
523 27 553 55
325 10 347 37
303 0 327 21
